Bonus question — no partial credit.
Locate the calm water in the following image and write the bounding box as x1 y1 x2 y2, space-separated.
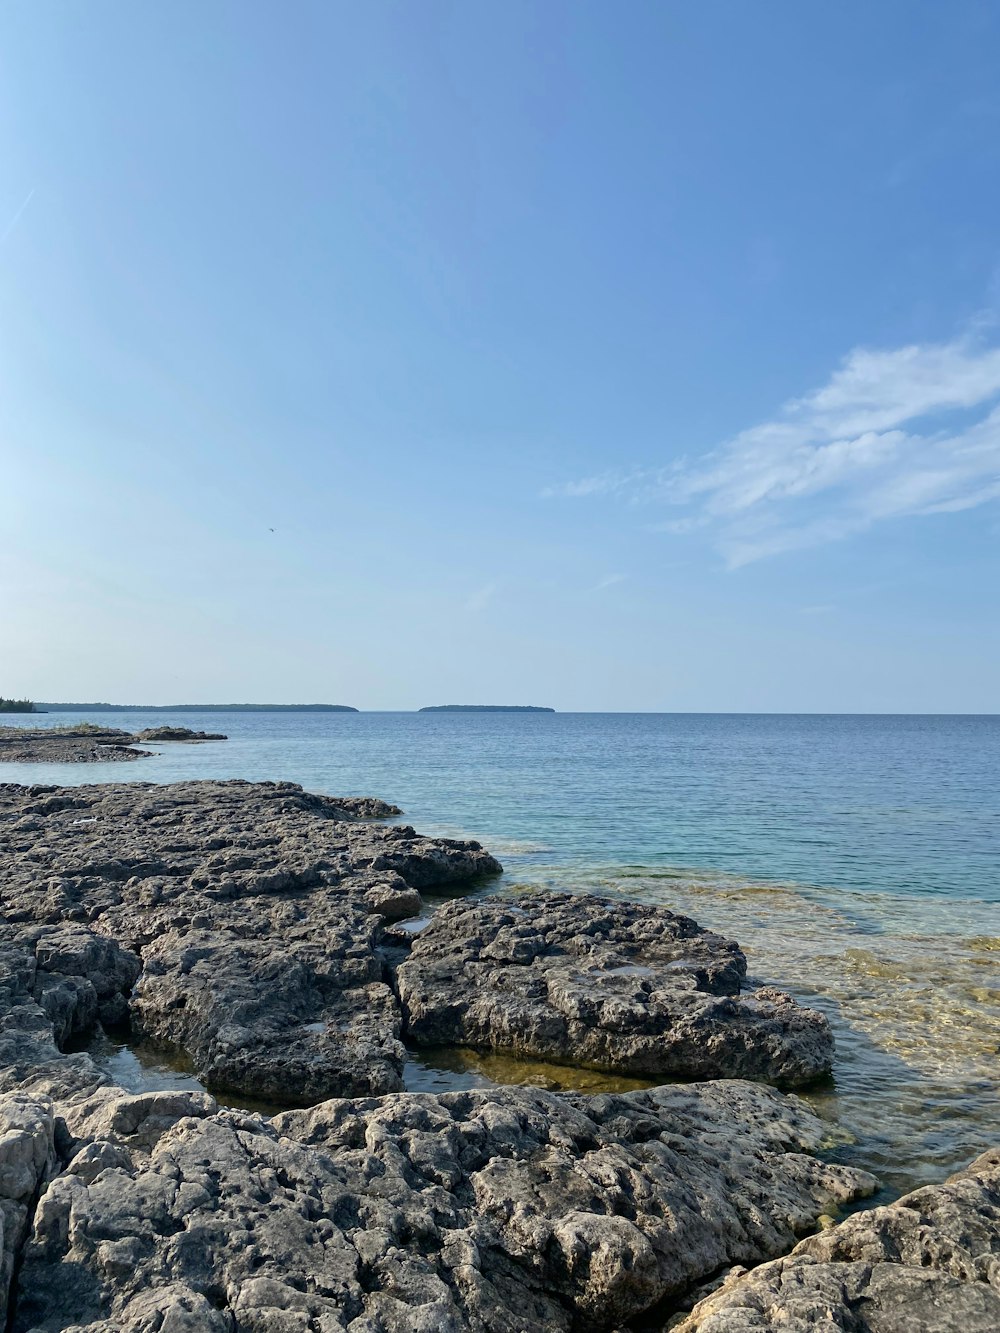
3 710 998 1196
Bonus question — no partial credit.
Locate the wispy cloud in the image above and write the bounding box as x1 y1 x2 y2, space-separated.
463 581 498 612
589 573 626 593
0 189 35 245
542 469 642 499
550 334 1000 566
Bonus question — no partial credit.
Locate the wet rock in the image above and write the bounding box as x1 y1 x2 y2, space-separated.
1 780 500 1102
673 1147 1000 1331
397 894 833 1087
12 1081 875 1333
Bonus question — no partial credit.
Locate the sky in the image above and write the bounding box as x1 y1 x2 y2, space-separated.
2 1 999 711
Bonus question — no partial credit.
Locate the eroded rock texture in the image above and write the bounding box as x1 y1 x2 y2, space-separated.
397 895 834 1087
0 780 500 1101
674 1148 1000 1332
7 1081 875 1333
0 1094 56 1326
0 912 879 1332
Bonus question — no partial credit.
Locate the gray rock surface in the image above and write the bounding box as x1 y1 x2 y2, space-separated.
7 1080 875 1333
0 778 913 1331
1 780 500 1101
673 1148 1000 1332
0 729 152 762
0 915 878 1331
0 1094 57 1327
397 894 834 1087
131 726 227 741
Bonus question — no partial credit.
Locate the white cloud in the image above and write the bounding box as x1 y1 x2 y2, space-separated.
463 582 498 612
551 334 1000 565
541 469 641 499
590 573 626 592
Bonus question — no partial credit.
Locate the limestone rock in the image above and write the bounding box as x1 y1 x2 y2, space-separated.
673 1147 1000 1332
0 730 152 762
12 1082 875 1333
1 781 500 1103
397 894 833 1087
0 1093 57 1326
131 923 406 1101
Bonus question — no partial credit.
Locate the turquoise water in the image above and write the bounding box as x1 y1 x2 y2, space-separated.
3 710 998 1195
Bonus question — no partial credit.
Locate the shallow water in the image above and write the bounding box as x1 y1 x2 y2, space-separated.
5 709 998 1195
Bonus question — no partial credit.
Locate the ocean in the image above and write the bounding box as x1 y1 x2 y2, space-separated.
3 709 998 1198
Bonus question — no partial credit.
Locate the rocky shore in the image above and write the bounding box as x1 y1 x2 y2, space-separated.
0 726 227 763
0 779 994 1329
674 1149 1000 1331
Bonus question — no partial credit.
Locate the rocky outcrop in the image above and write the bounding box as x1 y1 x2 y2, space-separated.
0 896 880 1332
0 724 228 759
0 777 906 1330
0 729 152 762
1 780 500 1102
7 1080 875 1333
132 726 227 741
673 1149 1000 1331
396 894 834 1087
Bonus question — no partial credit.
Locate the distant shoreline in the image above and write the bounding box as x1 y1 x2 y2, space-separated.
36 703 359 713
418 705 556 713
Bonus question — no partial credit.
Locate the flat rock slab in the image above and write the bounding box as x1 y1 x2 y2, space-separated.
674 1147 1000 1332
0 730 153 762
396 893 834 1087
0 780 501 1101
9 1080 876 1333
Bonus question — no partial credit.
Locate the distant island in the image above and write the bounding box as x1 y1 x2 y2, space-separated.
419 705 555 713
0 698 36 713
36 703 359 712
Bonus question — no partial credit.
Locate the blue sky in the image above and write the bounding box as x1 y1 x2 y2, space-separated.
2 1 999 710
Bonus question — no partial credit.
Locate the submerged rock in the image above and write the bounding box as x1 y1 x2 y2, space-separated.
396 894 834 1087
674 1147 1000 1331
8 1080 875 1333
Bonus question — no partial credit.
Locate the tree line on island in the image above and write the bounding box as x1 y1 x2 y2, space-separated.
418 705 555 712
32 702 360 712
2 699 555 713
